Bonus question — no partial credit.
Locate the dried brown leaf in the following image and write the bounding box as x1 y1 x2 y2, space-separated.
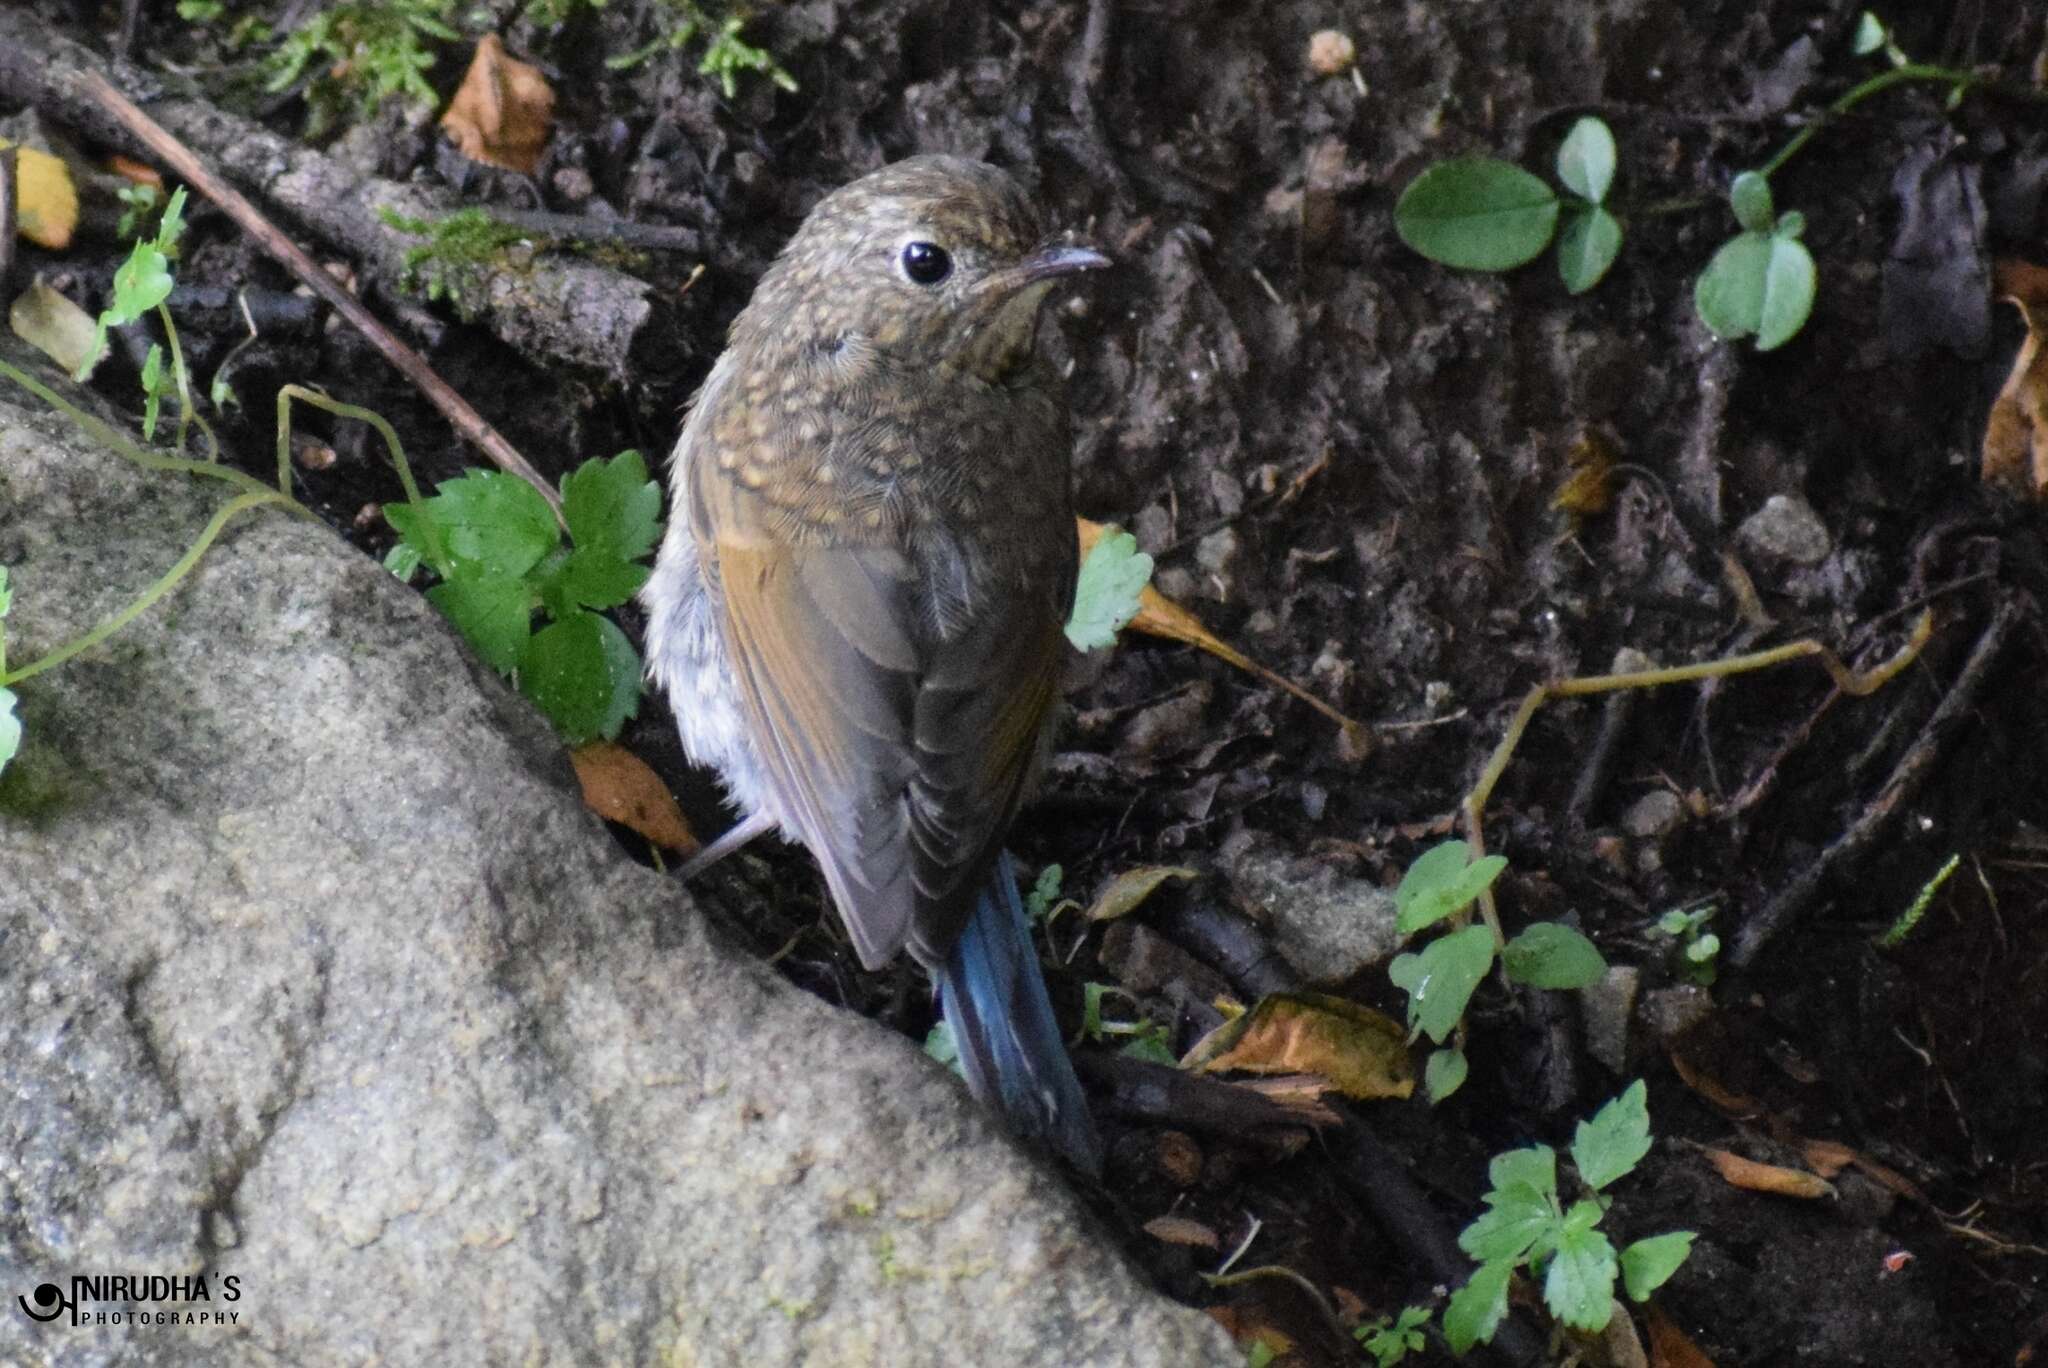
1699 1145 1835 1199
1085 865 1199 921
1646 1304 1718 1368
1983 259 2048 499
441 35 555 175
569 741 699 854
1183 991 1414 1101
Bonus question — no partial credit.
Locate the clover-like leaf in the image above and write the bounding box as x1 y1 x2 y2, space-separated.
1557 204 1622 295
1395 158 1560 272
1555 117 1617 205
1729 171 1774 234
1695 225 1816 350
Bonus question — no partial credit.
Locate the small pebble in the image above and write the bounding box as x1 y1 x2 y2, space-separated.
1307 29 1357 76
1737 493 1832 566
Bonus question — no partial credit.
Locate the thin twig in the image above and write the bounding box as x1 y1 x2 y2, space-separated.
78 71 563 518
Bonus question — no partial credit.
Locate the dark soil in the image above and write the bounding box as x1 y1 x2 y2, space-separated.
10 0 2048 1363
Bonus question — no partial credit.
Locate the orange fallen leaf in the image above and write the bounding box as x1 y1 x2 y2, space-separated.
1699 1145 1834 1200
104 154 163 189
1983 259 2048 500
569 741 699 854
1183 991 1415 1101
1798 1137 1926 1204
441 34 555 175
1077 516 1371 747
1666 1048 1761 1120
1084 864 1198 921
0 140 79 249
1646 1304 1718 1368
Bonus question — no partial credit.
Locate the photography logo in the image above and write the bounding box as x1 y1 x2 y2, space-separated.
16 1274 241 1327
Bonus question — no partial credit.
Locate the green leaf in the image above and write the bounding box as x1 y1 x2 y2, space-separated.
517 608 641 744
1544 1206 1619 1330
1555 117 1617 205
1395 158 1560 272
1694 232 1772 342
1754 231 1816 351
1425 1045 1468 1103
0 564 13 619
1389 923 1495 1043
155 186 188 254
1502 921 1607 989
924 1019 962 1074
1853 11 1886 54
384 542 423 583
1119 1032 1179 1066
1557 204 1622 295
1025 863 1064 921
1395 841 1507 934
1729 171 1774 234
1460 1176 1554 1265
422 471 559 579
1065 527 1152 651
1572 1080 1652 1190
1490 1143 1557 1197
1443 1259 1513 1353
561 449 663 562
542 546 649 615
1620 1230 1694 1300
0 686 20 776
111 240 175 319
427 576 533 674
139 344 165 441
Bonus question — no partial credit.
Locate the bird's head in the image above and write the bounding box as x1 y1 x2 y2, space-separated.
737 155 1109 383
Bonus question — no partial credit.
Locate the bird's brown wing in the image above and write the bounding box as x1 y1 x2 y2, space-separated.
704 493 1064 971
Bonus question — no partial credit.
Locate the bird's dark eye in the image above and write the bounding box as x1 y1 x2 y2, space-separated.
899 241 952 286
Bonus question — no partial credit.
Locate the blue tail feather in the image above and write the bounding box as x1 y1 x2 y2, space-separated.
935 852 1102 1175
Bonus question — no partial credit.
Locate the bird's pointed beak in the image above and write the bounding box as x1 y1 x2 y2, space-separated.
982 243 1112 296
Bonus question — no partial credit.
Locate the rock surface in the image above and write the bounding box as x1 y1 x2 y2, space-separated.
0 358 1235 1367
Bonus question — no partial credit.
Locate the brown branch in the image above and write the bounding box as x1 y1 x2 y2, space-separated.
1729 593 2025 969
77 72 562 515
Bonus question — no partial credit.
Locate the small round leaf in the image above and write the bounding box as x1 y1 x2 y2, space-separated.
1557 205 1622 295
1395 158 1560 272
1729 171 1774 234
1693 231 1771 340
1755 234 1817 350
1555 117 1617 205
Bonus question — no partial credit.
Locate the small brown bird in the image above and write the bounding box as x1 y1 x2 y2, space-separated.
641 156 1109 1171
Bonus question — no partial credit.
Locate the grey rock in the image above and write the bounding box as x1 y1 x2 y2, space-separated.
1580 965 1641 1075
1218 831 1398 984
0 359 1234 1368
1621 789 1685 839
1737 493 1832 566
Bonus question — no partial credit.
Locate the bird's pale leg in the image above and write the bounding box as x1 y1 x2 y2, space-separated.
677 811 777 881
